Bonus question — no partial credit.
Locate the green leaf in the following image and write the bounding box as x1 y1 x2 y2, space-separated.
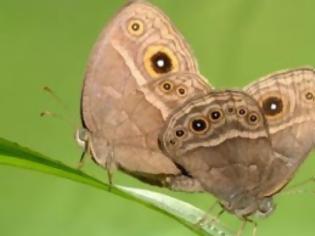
0 137 233 236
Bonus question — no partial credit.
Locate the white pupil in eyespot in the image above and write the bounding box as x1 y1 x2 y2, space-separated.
270 103 277 110
132 23 139 30
156 59 165 68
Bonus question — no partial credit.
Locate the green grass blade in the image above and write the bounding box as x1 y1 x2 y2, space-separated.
0 137 233 236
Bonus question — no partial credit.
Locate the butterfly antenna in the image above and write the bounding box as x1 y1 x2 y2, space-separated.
43 86 71 111
41 88 91 171
40 111 77 130
278 177 315 196
41 86 79 128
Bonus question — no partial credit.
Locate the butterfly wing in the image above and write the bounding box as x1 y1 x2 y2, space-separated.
158 90 280 217
244 67 315 193
80 1 212 188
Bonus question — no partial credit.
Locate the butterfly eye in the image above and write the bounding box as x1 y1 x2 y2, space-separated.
237 107 248 117
262 96 283 116
127 19 144 36
176 86 187 97
209 109 223 122
160 80 174 93
144 45 179 78
247 112 260 125
189 116 209 135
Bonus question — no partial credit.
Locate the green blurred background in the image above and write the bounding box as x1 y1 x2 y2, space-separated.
1 0 315 235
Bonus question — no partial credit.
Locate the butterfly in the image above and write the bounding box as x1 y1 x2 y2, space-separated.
78 0 315 222
158 67 315 218
78 0 212 191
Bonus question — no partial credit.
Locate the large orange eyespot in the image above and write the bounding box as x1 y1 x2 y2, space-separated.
144 45 179 78
189 116 210 135
262 96 283 116
127 19 144 36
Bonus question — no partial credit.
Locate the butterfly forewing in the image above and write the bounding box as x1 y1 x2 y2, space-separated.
244 67 315 194
80 1 212 188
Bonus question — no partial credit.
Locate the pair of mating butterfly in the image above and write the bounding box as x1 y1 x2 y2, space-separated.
79 1 315 219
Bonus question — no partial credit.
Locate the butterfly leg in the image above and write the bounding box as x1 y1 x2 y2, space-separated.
106 169 113 191
78 148 89 169
195 208 226 235
195 201 224 226
236 220 247 236
75 128 91 169
248 219 257 236
252 223 257 236
105 148 115 191
238 217 257 236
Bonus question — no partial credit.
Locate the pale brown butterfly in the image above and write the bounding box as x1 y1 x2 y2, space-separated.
158 90 290 219
159 67 315 220
78 0 213 190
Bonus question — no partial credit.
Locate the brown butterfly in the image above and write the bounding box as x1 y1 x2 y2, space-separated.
78 0 213 190
158 67 315 218
244 67 315 196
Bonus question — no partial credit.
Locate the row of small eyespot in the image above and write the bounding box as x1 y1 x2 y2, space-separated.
171 91 314 140
159 80 188 96
173 108 261 138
